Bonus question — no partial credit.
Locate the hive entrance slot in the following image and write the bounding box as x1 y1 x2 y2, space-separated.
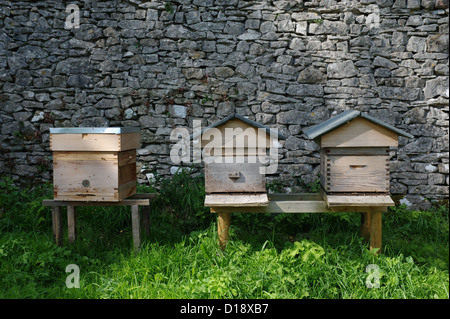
75 193 96 197
349 165 367 169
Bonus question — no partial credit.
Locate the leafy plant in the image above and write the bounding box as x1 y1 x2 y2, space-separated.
310 18 324 24
200 95 210 105
164 1 173 13
281 239 325 264
0 176 52 232
147 167 212 233
0 177 20 216
266 179 287 193
296 176 321 193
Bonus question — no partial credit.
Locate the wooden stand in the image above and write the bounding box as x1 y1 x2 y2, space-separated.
209 193 388 254
43 193 157 251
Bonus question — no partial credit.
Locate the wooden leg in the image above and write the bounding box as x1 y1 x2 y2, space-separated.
369 210 383 254
360 212 370 242
67 205 77 244
131 205 141 252
217 212 231 250
141 205 151 236
52 206 63 247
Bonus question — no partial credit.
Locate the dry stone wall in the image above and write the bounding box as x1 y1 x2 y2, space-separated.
0 0 448 208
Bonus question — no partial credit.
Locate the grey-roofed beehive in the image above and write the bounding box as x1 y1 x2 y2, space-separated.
304 110 413 195
199 114 286 207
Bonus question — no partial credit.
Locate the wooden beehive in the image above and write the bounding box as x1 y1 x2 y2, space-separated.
195 114 286 207
304 110 413 204
50 127 140 202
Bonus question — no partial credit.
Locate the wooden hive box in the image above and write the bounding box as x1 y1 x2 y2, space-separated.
194 113 286 207
304 111 413 206
50 127 140 202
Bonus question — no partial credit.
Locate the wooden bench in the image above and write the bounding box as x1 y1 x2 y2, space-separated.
208 193 391 254
42 193 157 251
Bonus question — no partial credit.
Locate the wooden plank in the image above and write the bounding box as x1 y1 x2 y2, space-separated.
53 190 119 202
42 198 150 206
118 151 137 195
52 206 63 247
51 133 140 151
209 193 381 213
118 149 137 166
326 155 389 193
128 193 157 200
325 147 389 156
67 205 77 244
205 162 266 193
119 133 141 151
369 210 384 254
268 199 331 213
50 133 121 151
205 193 269 207
131 205 141 252
210 199 333 213
217 211 231 250
320 117 399 148
53 151 119 161
118 163 137 186
118 183 137 201
322 193 395 207
268 193 323 201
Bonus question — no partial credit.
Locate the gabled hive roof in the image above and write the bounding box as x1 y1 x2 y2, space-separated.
304 110 414 139
192 113 287 140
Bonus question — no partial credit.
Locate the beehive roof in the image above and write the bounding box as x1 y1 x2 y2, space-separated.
303 110 413 139
192 113 287 140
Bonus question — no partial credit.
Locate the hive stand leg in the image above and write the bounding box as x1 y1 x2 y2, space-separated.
217 212 231 250
52 206 63 247
360 212 371 242
67 205 77 244
369 209 384 254
141 205 151 236
131 205 141 252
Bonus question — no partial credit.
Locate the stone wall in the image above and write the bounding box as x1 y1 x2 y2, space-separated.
0 0 448 208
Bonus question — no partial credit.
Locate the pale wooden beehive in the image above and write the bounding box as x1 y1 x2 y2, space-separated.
304 110 413 197
50 127 140 202
195 114 286 207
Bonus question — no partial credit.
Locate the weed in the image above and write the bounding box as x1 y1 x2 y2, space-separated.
296 177 321 193
164 2 173 13
147 167 212 233
266 179 287 193
43 111 55 124
311 18 324 24
36 157 50 173
0 176 52 231
200 95 210 105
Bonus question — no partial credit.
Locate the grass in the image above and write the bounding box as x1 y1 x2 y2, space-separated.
0 172 448 299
